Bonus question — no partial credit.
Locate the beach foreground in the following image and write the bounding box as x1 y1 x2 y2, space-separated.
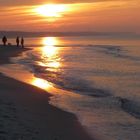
0 45 94 140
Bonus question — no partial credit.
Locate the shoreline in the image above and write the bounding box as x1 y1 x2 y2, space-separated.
0 45 30 64
0 45 94 140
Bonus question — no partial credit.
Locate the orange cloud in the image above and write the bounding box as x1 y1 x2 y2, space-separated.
0 0 139 33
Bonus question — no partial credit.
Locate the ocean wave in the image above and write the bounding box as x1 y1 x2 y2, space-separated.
116 97 140 119
96 45 140 62
33 71 111 97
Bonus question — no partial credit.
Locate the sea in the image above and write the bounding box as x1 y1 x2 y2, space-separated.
0 36 140 140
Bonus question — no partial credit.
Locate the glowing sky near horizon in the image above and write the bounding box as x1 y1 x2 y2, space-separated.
0 0 140 33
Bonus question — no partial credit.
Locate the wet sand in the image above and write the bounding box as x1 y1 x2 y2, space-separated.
0 45 94 140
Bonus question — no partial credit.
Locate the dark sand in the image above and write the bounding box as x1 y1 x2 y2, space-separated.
0 45 30 64
0 45 94 140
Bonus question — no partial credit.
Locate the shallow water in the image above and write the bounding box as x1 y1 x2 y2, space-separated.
0 36 140 140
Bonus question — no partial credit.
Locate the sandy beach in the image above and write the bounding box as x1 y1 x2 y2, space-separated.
0 45 94 140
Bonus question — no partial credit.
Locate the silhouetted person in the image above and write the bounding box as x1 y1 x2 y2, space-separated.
21 37 24 48
16 36 20 47
2 36 7 46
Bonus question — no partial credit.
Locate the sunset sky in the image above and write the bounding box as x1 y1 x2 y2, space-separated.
0 0 140 33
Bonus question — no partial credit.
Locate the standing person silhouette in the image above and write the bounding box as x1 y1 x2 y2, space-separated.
21 37 24 48
16 36 20 47
2 36 7 46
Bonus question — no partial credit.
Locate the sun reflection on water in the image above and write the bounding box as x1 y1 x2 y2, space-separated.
32 78 52 90
42 46 58 57
47 61 60 68
32 37 62 89
42 37 59 57
43 37 58 46
39 37 61 70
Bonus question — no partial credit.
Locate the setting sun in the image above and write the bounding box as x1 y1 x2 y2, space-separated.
35 4 68 17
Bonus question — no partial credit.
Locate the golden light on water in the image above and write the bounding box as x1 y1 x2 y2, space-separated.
35 4 68 17
42 37 59 57
32 78 52 90
39 37 61 69
43 37 57 46
47 61 60 68
42 45 58 58
32 37 62 89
